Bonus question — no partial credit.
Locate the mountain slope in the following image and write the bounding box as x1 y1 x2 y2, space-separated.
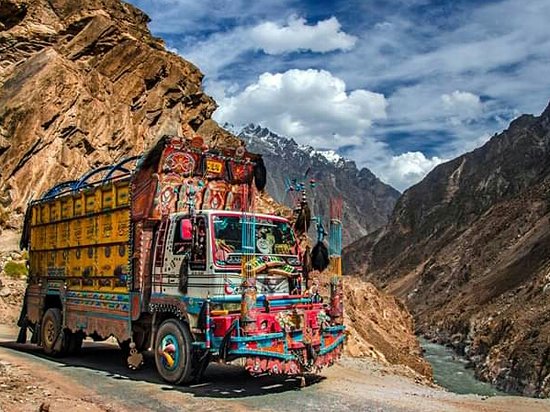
0 0 239 227
344 102 550 396
239 124 400 245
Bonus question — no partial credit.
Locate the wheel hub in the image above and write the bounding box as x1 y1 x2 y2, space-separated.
44 319 55 347
160 334 179 370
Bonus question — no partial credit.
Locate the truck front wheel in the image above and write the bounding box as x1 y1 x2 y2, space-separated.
41 308 67 356
154 319 193 385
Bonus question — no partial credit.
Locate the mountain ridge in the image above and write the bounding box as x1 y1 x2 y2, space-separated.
239 123 400 245
344 101 550 397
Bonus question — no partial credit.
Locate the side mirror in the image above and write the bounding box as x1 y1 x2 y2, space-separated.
180 218 192 241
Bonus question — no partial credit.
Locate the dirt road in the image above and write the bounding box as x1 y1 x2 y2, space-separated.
0 325 549 412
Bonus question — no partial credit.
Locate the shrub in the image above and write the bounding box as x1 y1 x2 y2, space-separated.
3 260 28 279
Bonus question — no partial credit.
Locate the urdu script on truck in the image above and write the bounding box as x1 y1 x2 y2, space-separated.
17 134 345 384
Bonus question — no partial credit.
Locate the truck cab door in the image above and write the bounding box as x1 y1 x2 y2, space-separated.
152 216 192 295
190 216 207 271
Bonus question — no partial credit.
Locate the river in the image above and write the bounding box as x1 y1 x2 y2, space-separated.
420 338 506 397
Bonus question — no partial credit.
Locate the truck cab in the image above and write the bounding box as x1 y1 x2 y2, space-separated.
154 211 300 301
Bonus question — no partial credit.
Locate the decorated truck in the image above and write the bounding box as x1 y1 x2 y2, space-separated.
17 134 345 384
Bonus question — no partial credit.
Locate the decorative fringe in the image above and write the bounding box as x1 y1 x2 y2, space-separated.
329 198 343 258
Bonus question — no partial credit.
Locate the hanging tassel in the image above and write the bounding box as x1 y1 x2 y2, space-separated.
311 241 329 272
294 200 311 236
253 156 267 191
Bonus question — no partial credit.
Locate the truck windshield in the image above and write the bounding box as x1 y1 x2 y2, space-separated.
213 215 297 265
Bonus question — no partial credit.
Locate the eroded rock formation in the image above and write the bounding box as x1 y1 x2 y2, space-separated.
0 0 239 226
344 102 550 396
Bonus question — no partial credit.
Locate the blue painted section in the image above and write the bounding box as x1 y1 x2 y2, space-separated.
148 293 345 362
151 293 314 308
319 334 346 355
230 348 295 361
160 333 180 371
231 332 285 342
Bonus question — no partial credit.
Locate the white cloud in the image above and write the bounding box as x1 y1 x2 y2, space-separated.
441 90 483 120
211 69 387 148
384 152 445 191
250 16 357 54
182 16 355 77
129 0 550 191
338 145 445 192
210 68 447 191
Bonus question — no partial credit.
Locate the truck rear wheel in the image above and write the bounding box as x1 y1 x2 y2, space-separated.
41 308 67 357
154 319 193 385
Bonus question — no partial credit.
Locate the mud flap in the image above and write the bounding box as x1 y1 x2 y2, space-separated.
16 292 28 343
52 329 65 353
16 319 28 344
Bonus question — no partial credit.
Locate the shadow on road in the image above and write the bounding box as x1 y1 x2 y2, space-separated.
0 339 326 399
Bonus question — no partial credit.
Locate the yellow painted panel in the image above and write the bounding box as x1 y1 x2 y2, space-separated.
61 198 73 219
40 204 49 224
31 205 39 225
83 216 96 245
34 226 46 250
74 194 83 217
30 179 132 292
113 210 130 242
81 246 96 277
116 182 130 207
102 186 114 210
50 200 60 223
46 223 57 250
85 192 96 214
30 222 38 248
70 219 83 245
58 221 70 249
99 212 114 242
67 248 83 277
46 250 55 275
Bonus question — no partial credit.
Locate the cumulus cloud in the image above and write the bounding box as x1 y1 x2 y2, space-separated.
182 16 355 77
250 16 357 54
441 90 483 120
211 69 387 148
383 152 445 191
338 145 445 192
129 0 550 191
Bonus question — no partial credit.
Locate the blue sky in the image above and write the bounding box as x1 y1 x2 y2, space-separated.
128 0 550 191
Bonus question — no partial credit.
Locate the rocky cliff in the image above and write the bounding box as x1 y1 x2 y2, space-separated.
0 0 241 227
344 102 550 397
0 0 431 383
239 124 400 245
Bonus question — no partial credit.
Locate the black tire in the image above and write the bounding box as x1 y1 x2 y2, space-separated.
154 319 194 385
41 308 67 357
16 320 27 344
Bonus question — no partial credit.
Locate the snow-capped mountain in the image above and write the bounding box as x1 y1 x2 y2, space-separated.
239 124 400 246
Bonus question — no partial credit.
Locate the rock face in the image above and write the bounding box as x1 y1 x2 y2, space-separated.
239 124 400 245
344 102 550 397
0 0 431 381
339 276 432 378
0 0 240 226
